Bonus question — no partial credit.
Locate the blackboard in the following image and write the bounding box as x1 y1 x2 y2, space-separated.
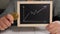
20 4 50 24
17 1 53 27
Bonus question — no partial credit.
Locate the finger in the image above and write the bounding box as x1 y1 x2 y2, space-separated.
54 21 60 24
46 23 52 29
0 19 7 30
46 24 49 28
48 21 59 29
1 17 11 27
53 21 60 27
0 26 5 30
46 24 50 30
5 14 14 24
47 23 56 30
48 27 57 33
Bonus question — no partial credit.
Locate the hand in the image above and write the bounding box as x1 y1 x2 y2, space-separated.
0 14 14 30
46 21 60 34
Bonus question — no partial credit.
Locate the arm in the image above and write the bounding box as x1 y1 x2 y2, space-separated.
0 0 15 30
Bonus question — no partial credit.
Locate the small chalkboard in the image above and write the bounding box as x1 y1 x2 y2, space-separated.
17 1 53 27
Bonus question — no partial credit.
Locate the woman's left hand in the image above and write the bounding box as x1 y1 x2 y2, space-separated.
46 21 60 34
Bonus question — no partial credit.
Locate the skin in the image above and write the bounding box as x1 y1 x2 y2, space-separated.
46 21 60 34
0 14 14 30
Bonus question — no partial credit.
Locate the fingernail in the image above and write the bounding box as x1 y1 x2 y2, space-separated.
11 21 14 24
1 28 5 31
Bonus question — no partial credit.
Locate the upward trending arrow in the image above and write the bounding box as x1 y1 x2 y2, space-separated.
30 5 47 15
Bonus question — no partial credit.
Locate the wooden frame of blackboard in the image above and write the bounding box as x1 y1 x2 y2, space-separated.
17 1 53 27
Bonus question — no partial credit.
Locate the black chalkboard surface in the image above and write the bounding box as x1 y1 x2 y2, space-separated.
20 4 50 24
17 1 53 27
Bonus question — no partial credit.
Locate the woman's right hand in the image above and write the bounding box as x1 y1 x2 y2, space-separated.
0 14 14 30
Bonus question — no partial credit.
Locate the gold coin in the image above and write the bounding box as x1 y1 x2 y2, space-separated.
11 12 18 20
